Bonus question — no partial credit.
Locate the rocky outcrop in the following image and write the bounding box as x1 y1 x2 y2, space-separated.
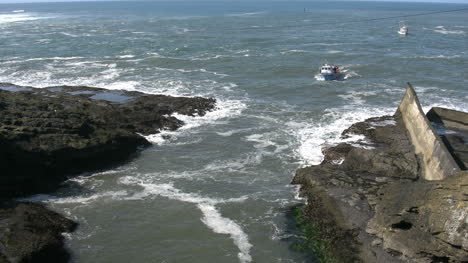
0 83 215 198
0 82 216 263
367 173 467 262
0 202 77 263
293 112 468 262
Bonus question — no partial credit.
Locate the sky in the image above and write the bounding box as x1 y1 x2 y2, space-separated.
0 0 467 3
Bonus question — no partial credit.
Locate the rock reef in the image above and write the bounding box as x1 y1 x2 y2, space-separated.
292 85 467 263
0 83 216 262
0 203 77 263
0 83 215 197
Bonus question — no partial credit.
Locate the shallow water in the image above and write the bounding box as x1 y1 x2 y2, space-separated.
2 1 467 262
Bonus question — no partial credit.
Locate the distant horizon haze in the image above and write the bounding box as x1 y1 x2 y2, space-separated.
0 0 467 4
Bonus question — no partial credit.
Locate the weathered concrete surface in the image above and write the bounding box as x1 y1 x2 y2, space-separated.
0 83 216 198
397 83 460 180
427 107 468 170
293 102 468 262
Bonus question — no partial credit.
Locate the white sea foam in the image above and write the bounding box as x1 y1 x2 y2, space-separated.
280 49 308 55
176 68 229 77
19 190 129 205
292 107 393 165
216 128 253 137
198 203 252 263
245 134 275 149
307 42 359 46
342 69 361 80
202 156 257 172
116 55 135 59
59 32 79 37
100 65 120 80
12 10 25 13
434 26 465 35
24 56 85 61
120 177 252 263
104 81 141 91
245 133 288 154
338 94 364 105
314 74 326 81
145 99 247 144
326 50 343 54
404 55 460 59
0 13 44 24
226 11 265 17
36 39 51 43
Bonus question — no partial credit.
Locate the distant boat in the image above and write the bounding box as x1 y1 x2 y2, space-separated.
318 64 340 81
398 22 408 35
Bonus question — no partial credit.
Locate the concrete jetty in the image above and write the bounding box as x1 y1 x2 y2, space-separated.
397 83 461 180
293 83 467 263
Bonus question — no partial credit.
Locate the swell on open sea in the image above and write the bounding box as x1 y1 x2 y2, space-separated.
2 1 467 262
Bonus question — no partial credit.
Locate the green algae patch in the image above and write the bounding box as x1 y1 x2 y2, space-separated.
291 205 340 263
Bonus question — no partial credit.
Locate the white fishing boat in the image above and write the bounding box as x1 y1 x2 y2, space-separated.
318 64 341 81
398 22 408 35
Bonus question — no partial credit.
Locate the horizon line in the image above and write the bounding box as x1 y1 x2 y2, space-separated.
1 0 468 4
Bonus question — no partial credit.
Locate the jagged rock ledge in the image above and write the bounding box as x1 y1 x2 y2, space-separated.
292 86 467 262
0 83 216 262
0 203 77 263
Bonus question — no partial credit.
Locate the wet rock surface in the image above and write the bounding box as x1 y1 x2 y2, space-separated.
0 83 215 197
0 82 216 263
293 114 468 263
0 202 77 263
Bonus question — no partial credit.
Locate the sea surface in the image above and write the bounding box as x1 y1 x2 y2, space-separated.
1 1 467 262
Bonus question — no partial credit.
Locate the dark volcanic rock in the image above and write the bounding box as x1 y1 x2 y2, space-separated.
0 82 215 263
0 83 215 197
0 202 77 263
293 114 468 263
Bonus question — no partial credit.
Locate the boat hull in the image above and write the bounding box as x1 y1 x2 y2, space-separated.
321 73 339 81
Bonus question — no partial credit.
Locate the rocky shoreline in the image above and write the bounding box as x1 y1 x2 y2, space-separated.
292 87 467 262
0 83 216 262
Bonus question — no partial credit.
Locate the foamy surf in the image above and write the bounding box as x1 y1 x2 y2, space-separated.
18 190 129 205
434 26 465 35
292 107 394 165
119 177 252 263
226 11 266 17
144 99 247 144
0 13 43 24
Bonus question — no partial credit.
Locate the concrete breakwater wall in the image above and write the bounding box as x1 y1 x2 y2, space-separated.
397 83 460 180
293 84 467 262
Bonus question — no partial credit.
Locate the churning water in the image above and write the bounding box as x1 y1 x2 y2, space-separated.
2 1 467 262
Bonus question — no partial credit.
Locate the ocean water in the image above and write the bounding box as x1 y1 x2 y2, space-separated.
2 1 467 262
